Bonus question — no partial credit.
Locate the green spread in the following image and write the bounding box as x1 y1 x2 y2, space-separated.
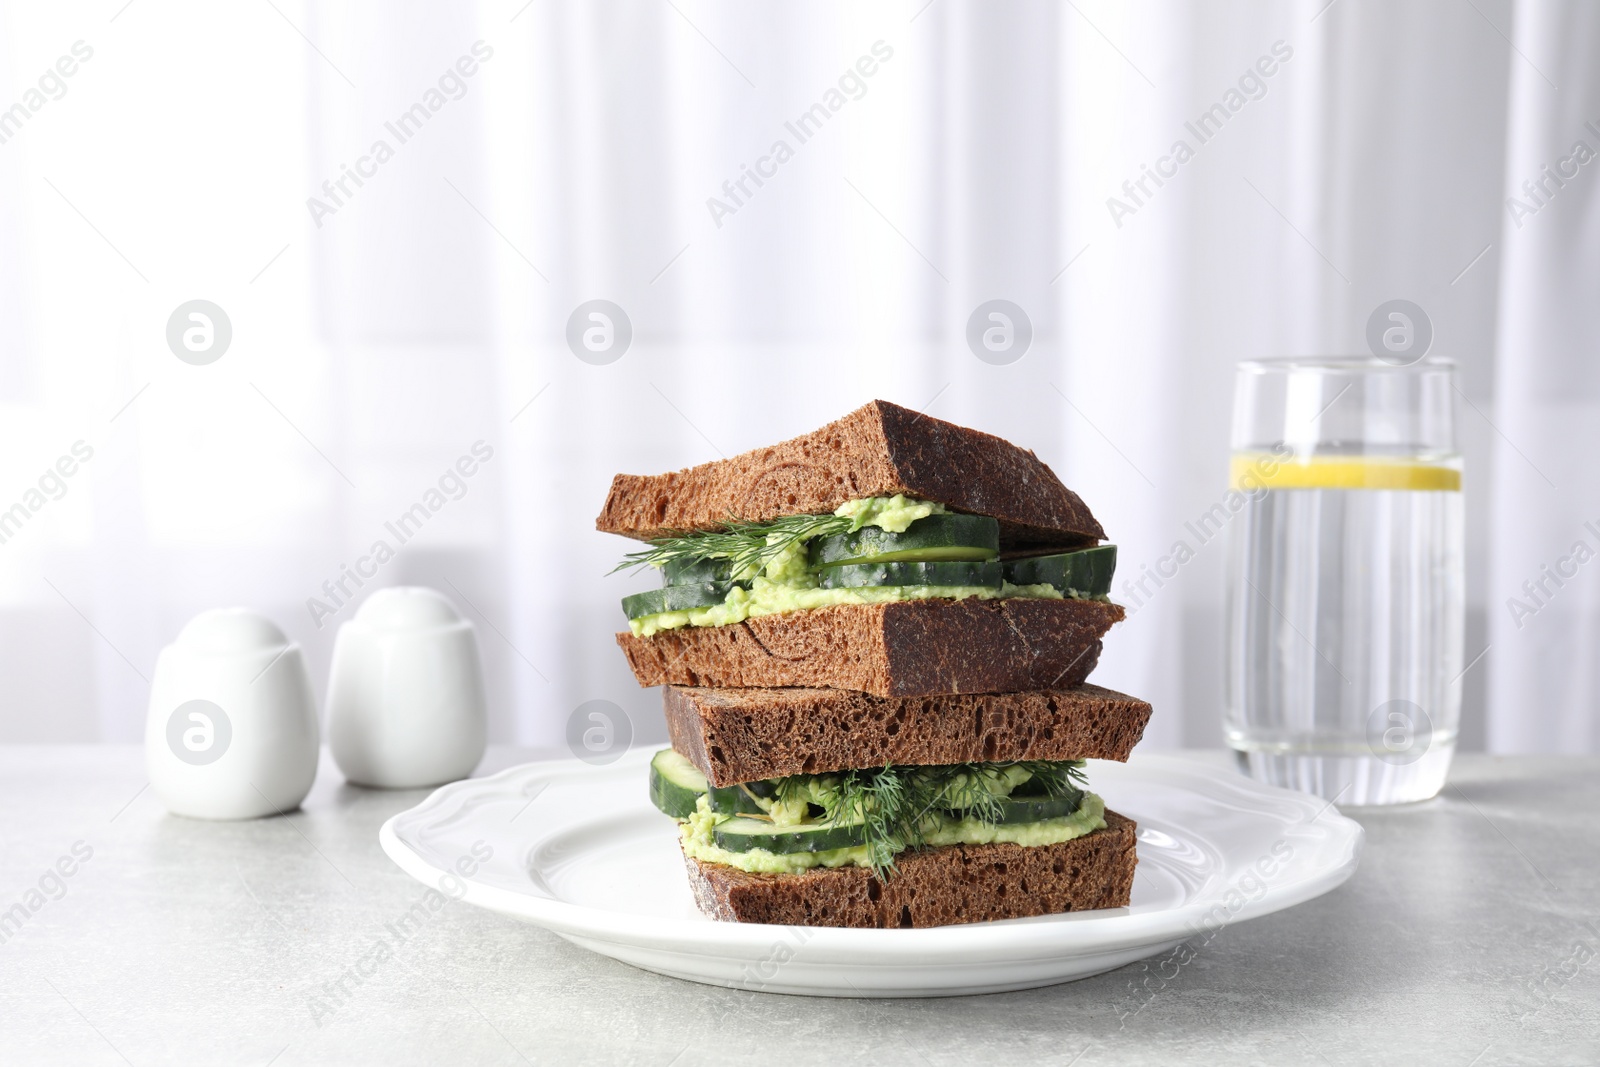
631 577 1063 637
628 494 1064 637
679 791 1107 874
832 494 944 533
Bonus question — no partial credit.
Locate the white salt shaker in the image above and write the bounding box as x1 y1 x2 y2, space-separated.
327 587 487 789
145 609 320 820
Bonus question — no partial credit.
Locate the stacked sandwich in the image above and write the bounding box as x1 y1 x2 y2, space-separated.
599 400 1151 928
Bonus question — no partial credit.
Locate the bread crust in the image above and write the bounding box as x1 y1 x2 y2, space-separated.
684 811 1138 928
665 683 1151 786
617 597 1121 698
595 400 1105 548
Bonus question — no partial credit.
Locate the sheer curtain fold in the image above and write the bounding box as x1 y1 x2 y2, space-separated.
1486 0 1600 753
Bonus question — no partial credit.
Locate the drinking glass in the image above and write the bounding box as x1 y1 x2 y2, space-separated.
1224 358 1463 805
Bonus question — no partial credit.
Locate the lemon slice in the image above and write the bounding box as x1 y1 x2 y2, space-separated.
1231 454 1461 491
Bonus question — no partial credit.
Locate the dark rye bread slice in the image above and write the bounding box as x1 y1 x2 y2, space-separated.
685 812 1137 928
595 399 1105 549
617 597 1123 699
665 683 1151 786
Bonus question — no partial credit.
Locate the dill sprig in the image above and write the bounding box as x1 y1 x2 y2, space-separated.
610 512 855 581
791 760 1088 880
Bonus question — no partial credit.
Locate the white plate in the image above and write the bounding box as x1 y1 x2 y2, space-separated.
380 750 1363 998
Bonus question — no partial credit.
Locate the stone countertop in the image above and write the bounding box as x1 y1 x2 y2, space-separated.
0 746 1594 1066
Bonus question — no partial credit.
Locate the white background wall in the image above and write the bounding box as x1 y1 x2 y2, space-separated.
0 0 1593 753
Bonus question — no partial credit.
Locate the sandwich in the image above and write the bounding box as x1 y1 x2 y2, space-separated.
600 400 1124 696
599 400 1150 928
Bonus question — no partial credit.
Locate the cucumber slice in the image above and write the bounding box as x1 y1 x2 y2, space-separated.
809 513 999 568
621 581 739 620
816 560 1003 590
648 749 708 819
662 556 734 586
711 816 869 854
741 778 779 800
1003 545 1117 597
952 790 1085 825
707 782 772 815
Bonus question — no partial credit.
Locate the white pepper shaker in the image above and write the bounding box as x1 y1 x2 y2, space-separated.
327 587 487 788
145 609 320 820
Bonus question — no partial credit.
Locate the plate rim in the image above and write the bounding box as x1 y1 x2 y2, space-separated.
379 749 1364 961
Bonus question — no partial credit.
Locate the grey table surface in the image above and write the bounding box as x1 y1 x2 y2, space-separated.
0 746 1595 1067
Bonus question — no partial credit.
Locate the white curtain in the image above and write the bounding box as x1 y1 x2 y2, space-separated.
0 0 1592 754
1487 0 1600 753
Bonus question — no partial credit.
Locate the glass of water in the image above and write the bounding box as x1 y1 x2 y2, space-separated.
1224 358 1463 805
